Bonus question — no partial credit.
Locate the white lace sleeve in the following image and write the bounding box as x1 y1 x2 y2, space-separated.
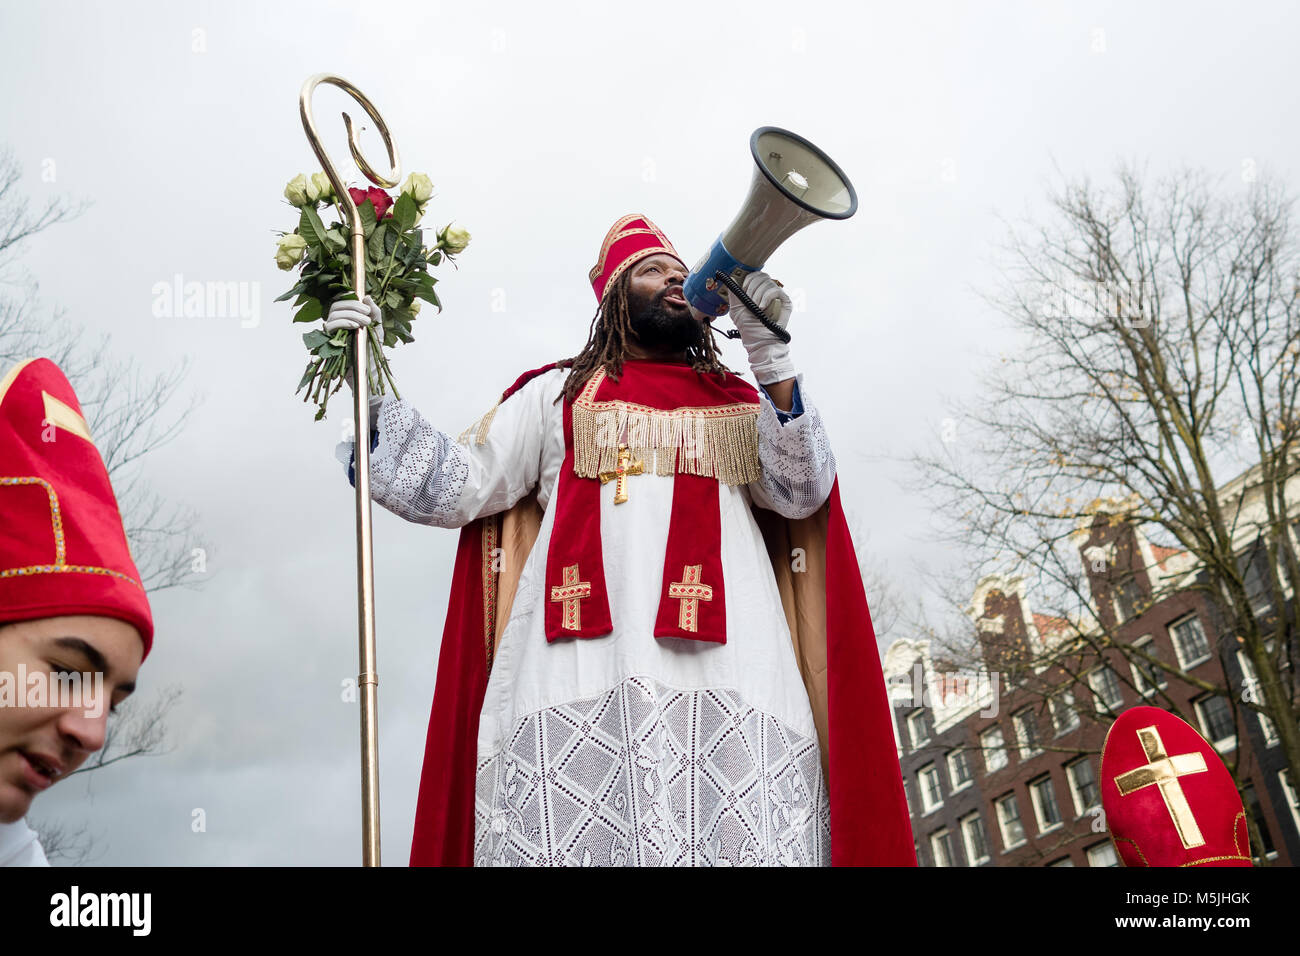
748 374 836 519
337 368 566 529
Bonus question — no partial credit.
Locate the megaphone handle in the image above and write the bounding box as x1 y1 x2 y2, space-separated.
713 271 792 344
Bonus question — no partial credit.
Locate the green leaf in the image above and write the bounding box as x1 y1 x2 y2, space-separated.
293 297 323 324
385 288 404 308
302 329 329 350
367 223 387 263
299 205 329 251
296 362 319 392
358 200 377 234
393 193 418 232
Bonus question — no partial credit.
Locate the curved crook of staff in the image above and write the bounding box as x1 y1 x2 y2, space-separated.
299 73 401 867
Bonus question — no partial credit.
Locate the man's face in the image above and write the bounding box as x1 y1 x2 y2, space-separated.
625 254 703 353
0 615 142 823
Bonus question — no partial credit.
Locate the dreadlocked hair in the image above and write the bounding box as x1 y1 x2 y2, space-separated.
556 269 732 404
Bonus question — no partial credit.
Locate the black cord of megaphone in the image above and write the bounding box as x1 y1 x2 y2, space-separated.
710 270 792 344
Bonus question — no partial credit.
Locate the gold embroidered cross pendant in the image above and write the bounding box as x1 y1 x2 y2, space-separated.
1114 725 1209 849
667 564 713 633
598 444 644 504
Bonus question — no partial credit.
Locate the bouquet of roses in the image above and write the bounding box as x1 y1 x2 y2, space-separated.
274 171 470 420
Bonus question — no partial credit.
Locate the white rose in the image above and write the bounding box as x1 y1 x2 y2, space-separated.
401 172 434 203
283 174 310 207
274 233 308 270
441 225 471 254
310 171 334 202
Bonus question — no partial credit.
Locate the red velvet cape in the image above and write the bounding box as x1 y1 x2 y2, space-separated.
409 365 915 866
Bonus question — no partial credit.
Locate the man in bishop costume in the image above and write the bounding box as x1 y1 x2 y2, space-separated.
331 214 914 866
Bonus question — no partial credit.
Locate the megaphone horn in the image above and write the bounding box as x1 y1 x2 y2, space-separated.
684 126 858 335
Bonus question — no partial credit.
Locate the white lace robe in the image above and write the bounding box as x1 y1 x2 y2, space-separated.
348 368 838 866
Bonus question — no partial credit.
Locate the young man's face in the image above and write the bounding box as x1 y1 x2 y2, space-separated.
625 254 704 352
0 615 142 823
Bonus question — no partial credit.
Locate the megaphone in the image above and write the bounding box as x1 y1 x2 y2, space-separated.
684 126 858 335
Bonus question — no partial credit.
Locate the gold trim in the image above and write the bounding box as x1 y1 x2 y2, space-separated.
1180 854 1252 867
572 367 760 486
549 563 592 631
0 476 143 589
667 564 713 632
0 358 37 410
1112 835 1149 866
457 398 502 447
481 518 499 676
42 391 93 443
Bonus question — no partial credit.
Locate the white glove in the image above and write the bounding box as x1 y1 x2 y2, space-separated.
728 270 794 385
324 294 382 335
324 295 383 395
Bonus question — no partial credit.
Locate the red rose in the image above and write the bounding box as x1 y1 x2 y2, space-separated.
347 186 394 220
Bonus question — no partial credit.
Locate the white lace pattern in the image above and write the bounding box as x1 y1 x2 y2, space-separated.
752 376 836 519
474 676 830 867
368 398 470 527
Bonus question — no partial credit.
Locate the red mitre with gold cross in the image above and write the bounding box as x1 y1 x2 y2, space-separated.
0 358 154 656
1101 706 1252 867
588 213 687 303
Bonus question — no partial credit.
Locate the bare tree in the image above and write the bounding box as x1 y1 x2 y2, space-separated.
2 147 201 858
913 161 1300 861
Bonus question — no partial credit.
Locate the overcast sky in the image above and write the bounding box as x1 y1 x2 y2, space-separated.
4 0 1297 865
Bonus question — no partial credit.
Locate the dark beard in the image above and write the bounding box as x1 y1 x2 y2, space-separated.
628 286 700 353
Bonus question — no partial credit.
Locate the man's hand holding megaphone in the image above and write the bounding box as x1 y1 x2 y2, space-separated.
728 271 796 405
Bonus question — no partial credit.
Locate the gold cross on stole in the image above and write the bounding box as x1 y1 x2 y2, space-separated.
667 564 713 633
598 444 643 504
1113 725 1209 849
549 563 592 631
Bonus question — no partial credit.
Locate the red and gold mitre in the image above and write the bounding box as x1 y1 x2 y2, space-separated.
588 213 686 304
1101 706 1251 867
0 358 153 656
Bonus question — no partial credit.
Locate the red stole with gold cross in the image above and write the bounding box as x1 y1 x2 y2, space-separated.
543 360 760 644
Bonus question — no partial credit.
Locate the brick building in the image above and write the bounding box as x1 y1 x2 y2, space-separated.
884 494 1300 867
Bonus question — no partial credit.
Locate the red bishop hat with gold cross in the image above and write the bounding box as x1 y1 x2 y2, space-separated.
1100 705 1252 867
588 213 687 304
0 358 154 657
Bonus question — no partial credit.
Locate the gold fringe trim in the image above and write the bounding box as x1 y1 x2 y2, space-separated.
457 399 501 446
572 367 760 486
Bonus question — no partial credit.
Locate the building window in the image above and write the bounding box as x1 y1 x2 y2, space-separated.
1170 614 1211 669
1113 573 1145 623
1049 691 1080 735
1066 757 1101 816
1238 541 1275 619
947 748 974 792
981 725 1008 773
917 763 943 813
1086 841 1118 867
995 792 1027 850
1194 695 1237 752
908 709 932 751
930 828 956 867
960 813 991 866
1088 665 1124 714
1236 652 1280 747
1279 770 1300 838
1047 857 1075 866
1131 635 1168 695
1030 775 1063 832
1241 782 1276 862
1013 707 1042 759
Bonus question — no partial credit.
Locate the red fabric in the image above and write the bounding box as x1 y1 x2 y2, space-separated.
589 214 686 303
599 358 758 408
409 520 490 866
409 363 916 866
1101 705 1252 867
543 391 613 640
654 472 725 644
0 358 153 655
822 480 916 866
